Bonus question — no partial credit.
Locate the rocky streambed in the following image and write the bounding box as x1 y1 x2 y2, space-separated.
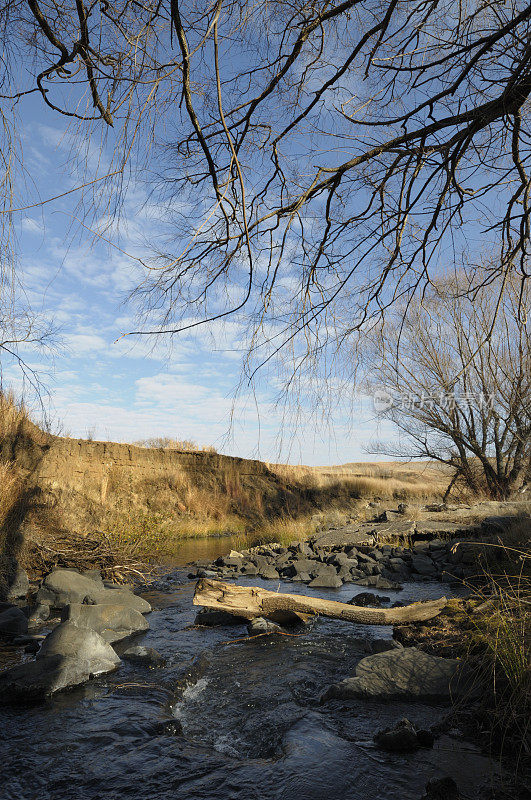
0 513 511 800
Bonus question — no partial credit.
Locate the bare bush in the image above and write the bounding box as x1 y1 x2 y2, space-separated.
367 276 531 500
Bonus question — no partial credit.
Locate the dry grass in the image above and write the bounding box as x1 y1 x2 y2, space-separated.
461 524 531 771
267 461 446 500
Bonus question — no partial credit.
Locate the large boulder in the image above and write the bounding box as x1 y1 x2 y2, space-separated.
36 569 102 607
321 647 466 702
36 569 151 613
0 606 28 637
61 603 149 643
0 622 120 703
308 573 343 589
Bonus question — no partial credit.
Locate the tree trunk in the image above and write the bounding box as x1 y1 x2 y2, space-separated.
193 579 447 626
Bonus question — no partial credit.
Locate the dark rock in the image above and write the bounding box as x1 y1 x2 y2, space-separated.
374 718 419 752
194 608 247 626
122 645 165 667
348 592 390 608
61 602 149 643
0 606 28 637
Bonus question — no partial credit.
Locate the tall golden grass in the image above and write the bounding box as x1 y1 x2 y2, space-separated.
267 461 445 500
459 524 530 773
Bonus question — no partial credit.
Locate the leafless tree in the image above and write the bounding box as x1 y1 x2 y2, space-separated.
0 0 530 385
366 275 531 500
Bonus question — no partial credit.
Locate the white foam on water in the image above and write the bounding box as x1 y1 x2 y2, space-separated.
172 677 210 722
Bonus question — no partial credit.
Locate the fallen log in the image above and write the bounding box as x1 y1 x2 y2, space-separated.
193 579 447 625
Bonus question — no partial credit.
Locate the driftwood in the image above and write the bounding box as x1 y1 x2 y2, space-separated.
193 579 447 626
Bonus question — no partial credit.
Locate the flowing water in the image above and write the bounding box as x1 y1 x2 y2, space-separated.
0 544 497 800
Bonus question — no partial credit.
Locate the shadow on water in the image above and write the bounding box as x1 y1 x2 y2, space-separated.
0 571 497 800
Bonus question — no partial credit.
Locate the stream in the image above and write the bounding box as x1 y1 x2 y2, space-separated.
0 539 498 800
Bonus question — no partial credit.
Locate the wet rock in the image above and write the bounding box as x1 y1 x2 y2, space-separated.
374 718 420 752
122 645 165 667
375 577 403 590
348 592 390 608
0 606 28 637
194 608 247 626
61 602 149 643
308 573 342 589
247 617 282 635
38 620 119 663
421 777 461 799
6 568 29 601
321 647 464 702
27 603 50 628
0 622 120 703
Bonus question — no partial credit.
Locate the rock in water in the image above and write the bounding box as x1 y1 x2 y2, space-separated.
247 617 283 635
61 603 149 643
308 574 343 589
321 647 465 702
0 606 28 637
122 646 165 666
374 718 420 752
0 621 120 703
194 608 248 626
348 592 390 608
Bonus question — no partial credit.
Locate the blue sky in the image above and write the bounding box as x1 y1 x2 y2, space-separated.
4 105 396 465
